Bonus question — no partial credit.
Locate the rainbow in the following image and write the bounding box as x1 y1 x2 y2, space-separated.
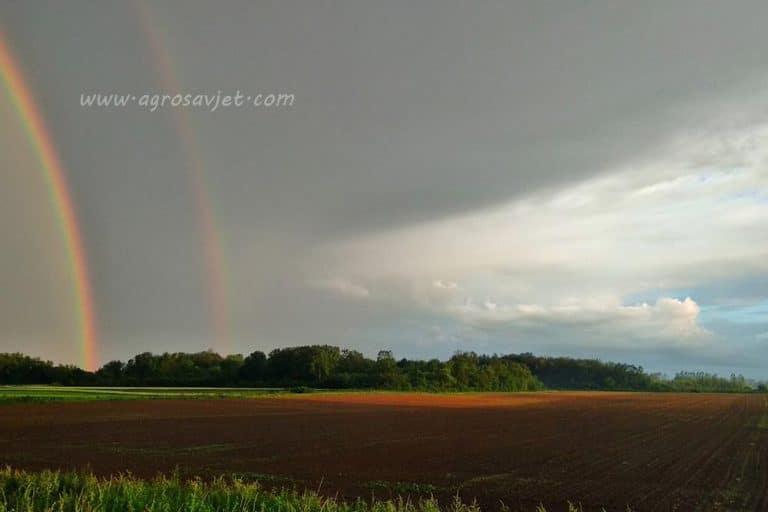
0 32 99 370
134 1 232 353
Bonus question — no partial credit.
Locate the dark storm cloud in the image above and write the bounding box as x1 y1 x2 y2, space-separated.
172 0 768 237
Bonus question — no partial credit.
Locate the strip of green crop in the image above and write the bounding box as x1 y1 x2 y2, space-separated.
0 386 287 404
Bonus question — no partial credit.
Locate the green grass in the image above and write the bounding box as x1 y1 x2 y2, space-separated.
364 480 446 495
0 467 482 512
0 387 552 405
0 468 615 512
229 472 297 485
0 386 287 404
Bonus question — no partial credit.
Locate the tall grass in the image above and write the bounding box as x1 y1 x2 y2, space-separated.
0 468 631 512
0 467 480 512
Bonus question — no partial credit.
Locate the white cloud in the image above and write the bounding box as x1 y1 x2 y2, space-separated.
432 279 460 290
449 296 710 347
311 277 370 299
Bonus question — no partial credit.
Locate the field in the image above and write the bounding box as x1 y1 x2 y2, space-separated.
0 385 284 404
1 392 767 511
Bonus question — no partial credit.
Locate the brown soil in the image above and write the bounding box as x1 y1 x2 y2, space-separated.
1 392 766 511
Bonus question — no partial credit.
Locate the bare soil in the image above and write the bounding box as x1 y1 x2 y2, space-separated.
1 392 766 511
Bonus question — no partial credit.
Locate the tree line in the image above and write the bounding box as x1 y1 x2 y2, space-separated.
0 347 761 393
505 353 758 392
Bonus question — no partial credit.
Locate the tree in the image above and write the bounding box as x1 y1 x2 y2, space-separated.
97 360 125 384
124 352 158 384
240 351 267 382
309 346 340 383
221 354 244 384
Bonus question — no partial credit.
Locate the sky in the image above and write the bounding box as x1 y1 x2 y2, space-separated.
1 1 767 376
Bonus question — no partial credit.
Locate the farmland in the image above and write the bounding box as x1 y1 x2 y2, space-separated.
0 385 283 404
1 392 767 511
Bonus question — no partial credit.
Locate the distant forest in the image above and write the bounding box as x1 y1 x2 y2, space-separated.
0 346 762 393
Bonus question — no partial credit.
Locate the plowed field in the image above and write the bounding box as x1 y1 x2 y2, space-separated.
1 392 766 511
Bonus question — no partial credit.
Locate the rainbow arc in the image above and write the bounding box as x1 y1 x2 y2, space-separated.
0 32 98 370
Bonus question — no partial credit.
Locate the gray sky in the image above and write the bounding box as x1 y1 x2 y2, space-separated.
2 1 768 376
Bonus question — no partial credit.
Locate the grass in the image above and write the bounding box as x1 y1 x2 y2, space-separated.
0 386 286 404
0 386 552 405
0 467 479 512
229 472 297 485
0 468 635 512
364 481 447 496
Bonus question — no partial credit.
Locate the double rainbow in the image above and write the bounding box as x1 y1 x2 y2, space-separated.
2 6 235 368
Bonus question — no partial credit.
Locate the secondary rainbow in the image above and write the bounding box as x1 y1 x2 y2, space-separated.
134 1 232 353
0 32 99 370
